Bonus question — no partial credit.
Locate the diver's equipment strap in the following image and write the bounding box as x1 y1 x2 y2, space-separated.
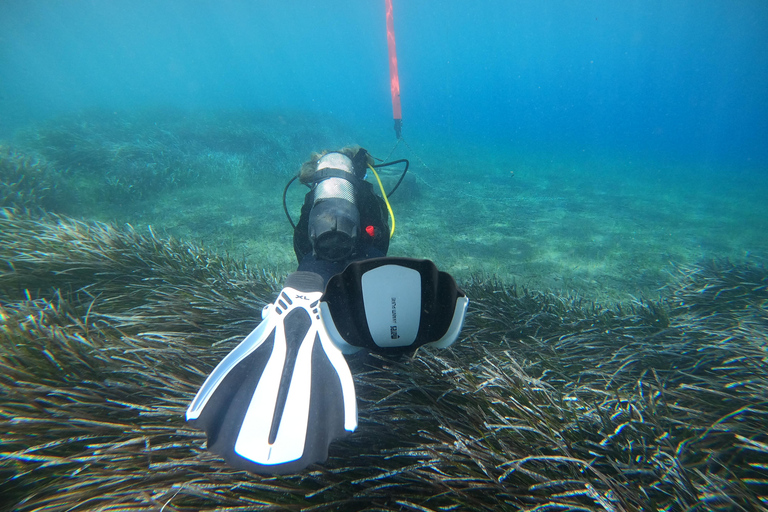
320 258 468 355
284 270 325 293
310 168 366 188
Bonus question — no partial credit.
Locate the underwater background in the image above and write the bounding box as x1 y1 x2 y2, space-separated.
1 1 768 511
2 0 767 298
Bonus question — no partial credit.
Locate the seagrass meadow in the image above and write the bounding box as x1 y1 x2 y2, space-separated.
1 110 767 511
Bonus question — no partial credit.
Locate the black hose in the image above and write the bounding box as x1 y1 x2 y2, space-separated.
373 159 409 197
282 175 298 229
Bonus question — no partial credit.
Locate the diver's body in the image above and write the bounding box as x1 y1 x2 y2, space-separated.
292 147 390 283
186 146 468 475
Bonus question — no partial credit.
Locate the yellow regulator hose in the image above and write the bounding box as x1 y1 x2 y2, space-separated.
368 164 395 238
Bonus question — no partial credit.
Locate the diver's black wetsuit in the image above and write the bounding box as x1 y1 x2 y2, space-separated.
293 179 390 284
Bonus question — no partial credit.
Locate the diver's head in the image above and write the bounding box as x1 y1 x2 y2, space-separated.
307 152 360 262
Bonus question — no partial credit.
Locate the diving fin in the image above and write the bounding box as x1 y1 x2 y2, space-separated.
185 271 357 475
321 257 469 355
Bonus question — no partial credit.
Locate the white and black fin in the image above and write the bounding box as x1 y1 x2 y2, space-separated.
185 272 357 475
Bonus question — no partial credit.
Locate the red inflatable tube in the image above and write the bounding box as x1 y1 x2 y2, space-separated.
385 0 402 138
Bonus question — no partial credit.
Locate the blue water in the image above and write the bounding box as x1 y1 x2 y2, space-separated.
2 0 767 167
2 5 768 505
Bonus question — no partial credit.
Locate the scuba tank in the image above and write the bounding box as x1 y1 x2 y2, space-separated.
307 152 361 262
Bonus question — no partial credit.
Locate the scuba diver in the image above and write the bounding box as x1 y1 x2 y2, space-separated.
292 146 391 283
185 146 469 474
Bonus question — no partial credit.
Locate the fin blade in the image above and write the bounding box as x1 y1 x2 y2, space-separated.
187 288 357 475
186 315 276 421
235 309 314 465
318 328 357 432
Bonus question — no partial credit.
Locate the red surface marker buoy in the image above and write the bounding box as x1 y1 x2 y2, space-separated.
385 0 402 139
